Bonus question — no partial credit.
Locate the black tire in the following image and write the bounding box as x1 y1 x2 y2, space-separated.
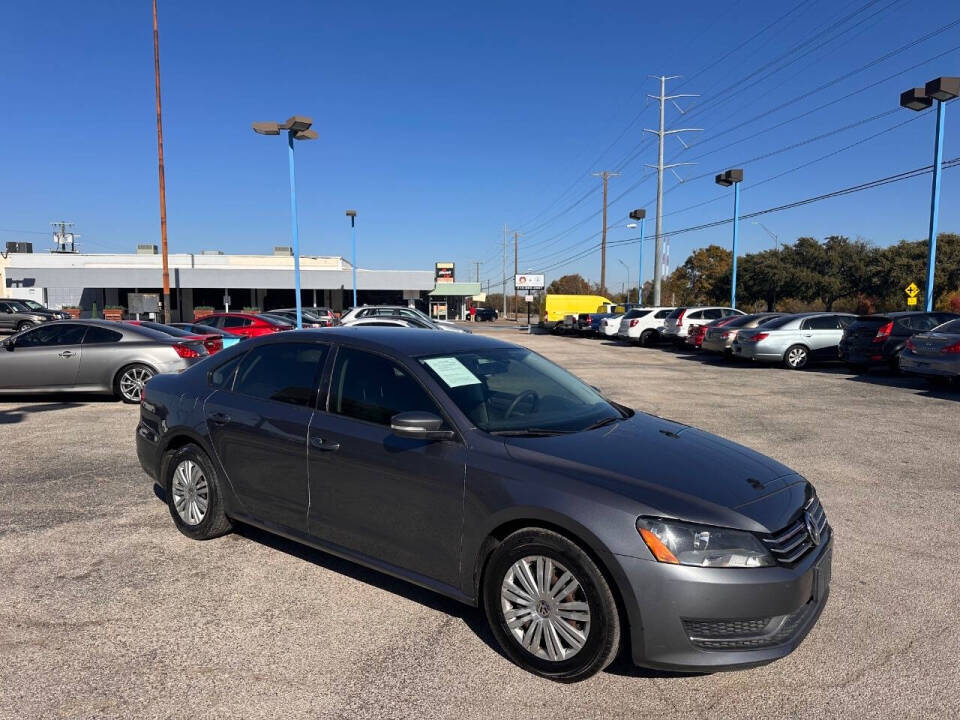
639 329 657 347
16 321 34 333
164 443 233 540
722 348 735 361
887 354 902 374
113 363 156 403
482 528 620 683
782 344 810 370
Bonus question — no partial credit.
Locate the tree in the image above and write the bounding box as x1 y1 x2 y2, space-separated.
669 245 732 305
546 274 593 295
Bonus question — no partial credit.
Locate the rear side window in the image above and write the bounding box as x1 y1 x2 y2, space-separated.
330 347 440 425
624 309 651 319
703 308 724 320
902 314 944 332
687 311 704 320
934 319 960 333
666 308 684 319
654 309 673 319
802 316 841 330
16 323 87 347
233 343 327 407
83 326 122 344
209 353 244 389
223 316 253 328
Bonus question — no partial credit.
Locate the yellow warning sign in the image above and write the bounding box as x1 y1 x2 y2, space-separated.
907 297 918 306
905 282 920 298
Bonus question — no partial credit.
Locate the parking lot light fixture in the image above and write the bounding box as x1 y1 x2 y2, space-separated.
629 209 646 305
252 115 317 328
346 210 358 307
714 170 743 309
901 77 958 311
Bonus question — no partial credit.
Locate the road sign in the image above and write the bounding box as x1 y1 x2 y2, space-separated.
907 297 918 306
905 282 920 298
515 274 544 291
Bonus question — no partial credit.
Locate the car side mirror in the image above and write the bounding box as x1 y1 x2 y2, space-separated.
2 337 14 351
391 411 454 440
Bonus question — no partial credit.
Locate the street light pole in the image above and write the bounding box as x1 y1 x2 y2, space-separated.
617 259 630 304
715 169 743 309
346 210 358 307
900 77 958 311
253 116 318 330
629 209 646 306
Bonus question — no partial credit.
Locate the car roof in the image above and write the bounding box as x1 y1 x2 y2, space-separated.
269 326 514 356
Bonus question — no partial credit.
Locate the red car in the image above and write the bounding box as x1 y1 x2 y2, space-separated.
192 312 293 338
685 316 739 349
124 320 225 355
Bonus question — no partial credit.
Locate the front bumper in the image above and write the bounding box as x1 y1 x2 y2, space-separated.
614 537 833 671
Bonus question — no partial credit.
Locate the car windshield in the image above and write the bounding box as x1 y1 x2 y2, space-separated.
418 347 626 435
623 309 651 319
8 300 31 312
18 300 43 311
259 314 293 326
666 308 686 319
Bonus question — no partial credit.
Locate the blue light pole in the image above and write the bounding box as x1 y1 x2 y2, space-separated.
253 116 318 329
629 209 646 305
346 210 358 307
715 169 744 309
900 78 958 312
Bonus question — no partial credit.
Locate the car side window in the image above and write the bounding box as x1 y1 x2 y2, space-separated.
222 317 252 328
83 326 123 344
233 343 327 407
330 347 442 426
803 316 840 330
16 324 86 347
687 311 703 320
655 309 672 318
0 302 13 313
837 316 853 328
209 352 245 390
904 315 939 332
703 309 724 319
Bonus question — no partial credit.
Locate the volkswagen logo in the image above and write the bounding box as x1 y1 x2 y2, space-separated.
804 511 821 546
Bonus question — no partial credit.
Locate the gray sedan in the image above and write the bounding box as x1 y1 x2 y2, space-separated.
0 320 207 402
900 317 960 384
733 312 855 369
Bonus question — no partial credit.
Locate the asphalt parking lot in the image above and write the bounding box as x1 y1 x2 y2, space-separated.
2 328 959 719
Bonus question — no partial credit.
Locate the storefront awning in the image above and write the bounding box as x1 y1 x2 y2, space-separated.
428 282 482 296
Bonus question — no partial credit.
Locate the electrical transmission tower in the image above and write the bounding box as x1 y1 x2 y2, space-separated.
51 221 79 253
644 76 701 305
591 171 620 297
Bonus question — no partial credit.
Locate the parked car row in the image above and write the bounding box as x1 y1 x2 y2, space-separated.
556 303 960 384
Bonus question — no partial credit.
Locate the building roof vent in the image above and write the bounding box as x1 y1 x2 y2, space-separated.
274 246 293 256
201 250 225 255
137 244 159 255
5 241 33 254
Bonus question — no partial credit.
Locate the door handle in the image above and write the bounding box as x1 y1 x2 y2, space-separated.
207 412 231 425
310 436 340 452
58 351 74 358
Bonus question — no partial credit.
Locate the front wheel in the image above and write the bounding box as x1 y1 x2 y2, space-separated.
783 344 810 370
114 363 155 403
482 528 620 682
16 321 35 333
639 329 657 347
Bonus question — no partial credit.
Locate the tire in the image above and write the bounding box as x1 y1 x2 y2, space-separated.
16 321 34 333
783 344 810 370
722 348 735 361
114 363 155 404
164 443 233 540
639 329 657 347
482 528 620 683
887 354 902 374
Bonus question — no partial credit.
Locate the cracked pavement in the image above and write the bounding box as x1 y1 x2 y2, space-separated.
1 330 959 719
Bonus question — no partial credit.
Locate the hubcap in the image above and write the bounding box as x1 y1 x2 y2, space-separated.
119 367 153 402
788 348 806 367
500 556 591 662
171 460 209 526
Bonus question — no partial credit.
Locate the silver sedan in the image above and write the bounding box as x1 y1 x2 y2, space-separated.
732 312 855 369
0 320 207 402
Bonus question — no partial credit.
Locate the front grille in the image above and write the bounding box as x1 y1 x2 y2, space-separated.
762 494 829 565
683 598 821 650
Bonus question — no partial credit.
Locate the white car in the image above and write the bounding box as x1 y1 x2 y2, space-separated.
661 306 744 344
598 314 625 337
340 305 469 333
616 307 677 346
340 317 427 329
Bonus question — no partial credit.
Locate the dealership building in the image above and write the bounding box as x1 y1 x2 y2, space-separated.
1 246 481 321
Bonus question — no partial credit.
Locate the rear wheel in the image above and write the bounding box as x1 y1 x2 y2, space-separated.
16 321 34 333
482 528 620 682
165 444 233 540
783 344 809 370
639 329 657 347
114 363 155 403
887 354 902 374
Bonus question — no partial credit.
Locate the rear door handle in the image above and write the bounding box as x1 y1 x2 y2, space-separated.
58 351 75 358
310 437 340 452
207 412 231 425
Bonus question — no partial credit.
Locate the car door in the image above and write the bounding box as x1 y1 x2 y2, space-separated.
307 345 466 587
801 315 844 359
0 301 17 331
203 340 329 533
0 323 86 389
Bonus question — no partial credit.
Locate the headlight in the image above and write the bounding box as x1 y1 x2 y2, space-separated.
637 517 775 568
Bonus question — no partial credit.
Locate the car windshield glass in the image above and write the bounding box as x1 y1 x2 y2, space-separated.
624 309 650 319
8 301 31 312
419 347 625 434
19 300 43 311
758 315 796 330
933 319 960 334
259 314 292 326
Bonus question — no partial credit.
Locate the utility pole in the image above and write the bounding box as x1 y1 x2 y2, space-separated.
513 232 519 321
502 224 507 319
152 0 171 323
474 260 482 282
644 75 701 305
591 171 620 297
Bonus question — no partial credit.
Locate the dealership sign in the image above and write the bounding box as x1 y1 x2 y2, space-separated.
515 274 544 291
435 262 455 283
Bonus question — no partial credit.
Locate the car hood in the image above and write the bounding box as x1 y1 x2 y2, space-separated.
502 412 805 532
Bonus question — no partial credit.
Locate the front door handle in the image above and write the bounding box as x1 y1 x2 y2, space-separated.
310 436 340 452
58 350 75 358
207 412 231 425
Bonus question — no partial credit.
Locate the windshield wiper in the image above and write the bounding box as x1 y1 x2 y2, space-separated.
583 416 621 431
489 428 576 437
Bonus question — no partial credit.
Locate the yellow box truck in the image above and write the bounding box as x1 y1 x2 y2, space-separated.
541 295 613 330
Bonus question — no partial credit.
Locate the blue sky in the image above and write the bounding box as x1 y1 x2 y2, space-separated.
1 0 958 293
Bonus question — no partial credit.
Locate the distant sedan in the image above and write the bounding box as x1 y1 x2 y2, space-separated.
340 317 431 329
0 320 207 402
125 320 228 355
170 323 243 349
899 317 960 385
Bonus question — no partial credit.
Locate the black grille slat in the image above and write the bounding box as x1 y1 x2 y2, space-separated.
762 491 829 566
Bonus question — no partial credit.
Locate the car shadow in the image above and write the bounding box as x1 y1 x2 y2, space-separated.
0 400 87 424
845 372 959 399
